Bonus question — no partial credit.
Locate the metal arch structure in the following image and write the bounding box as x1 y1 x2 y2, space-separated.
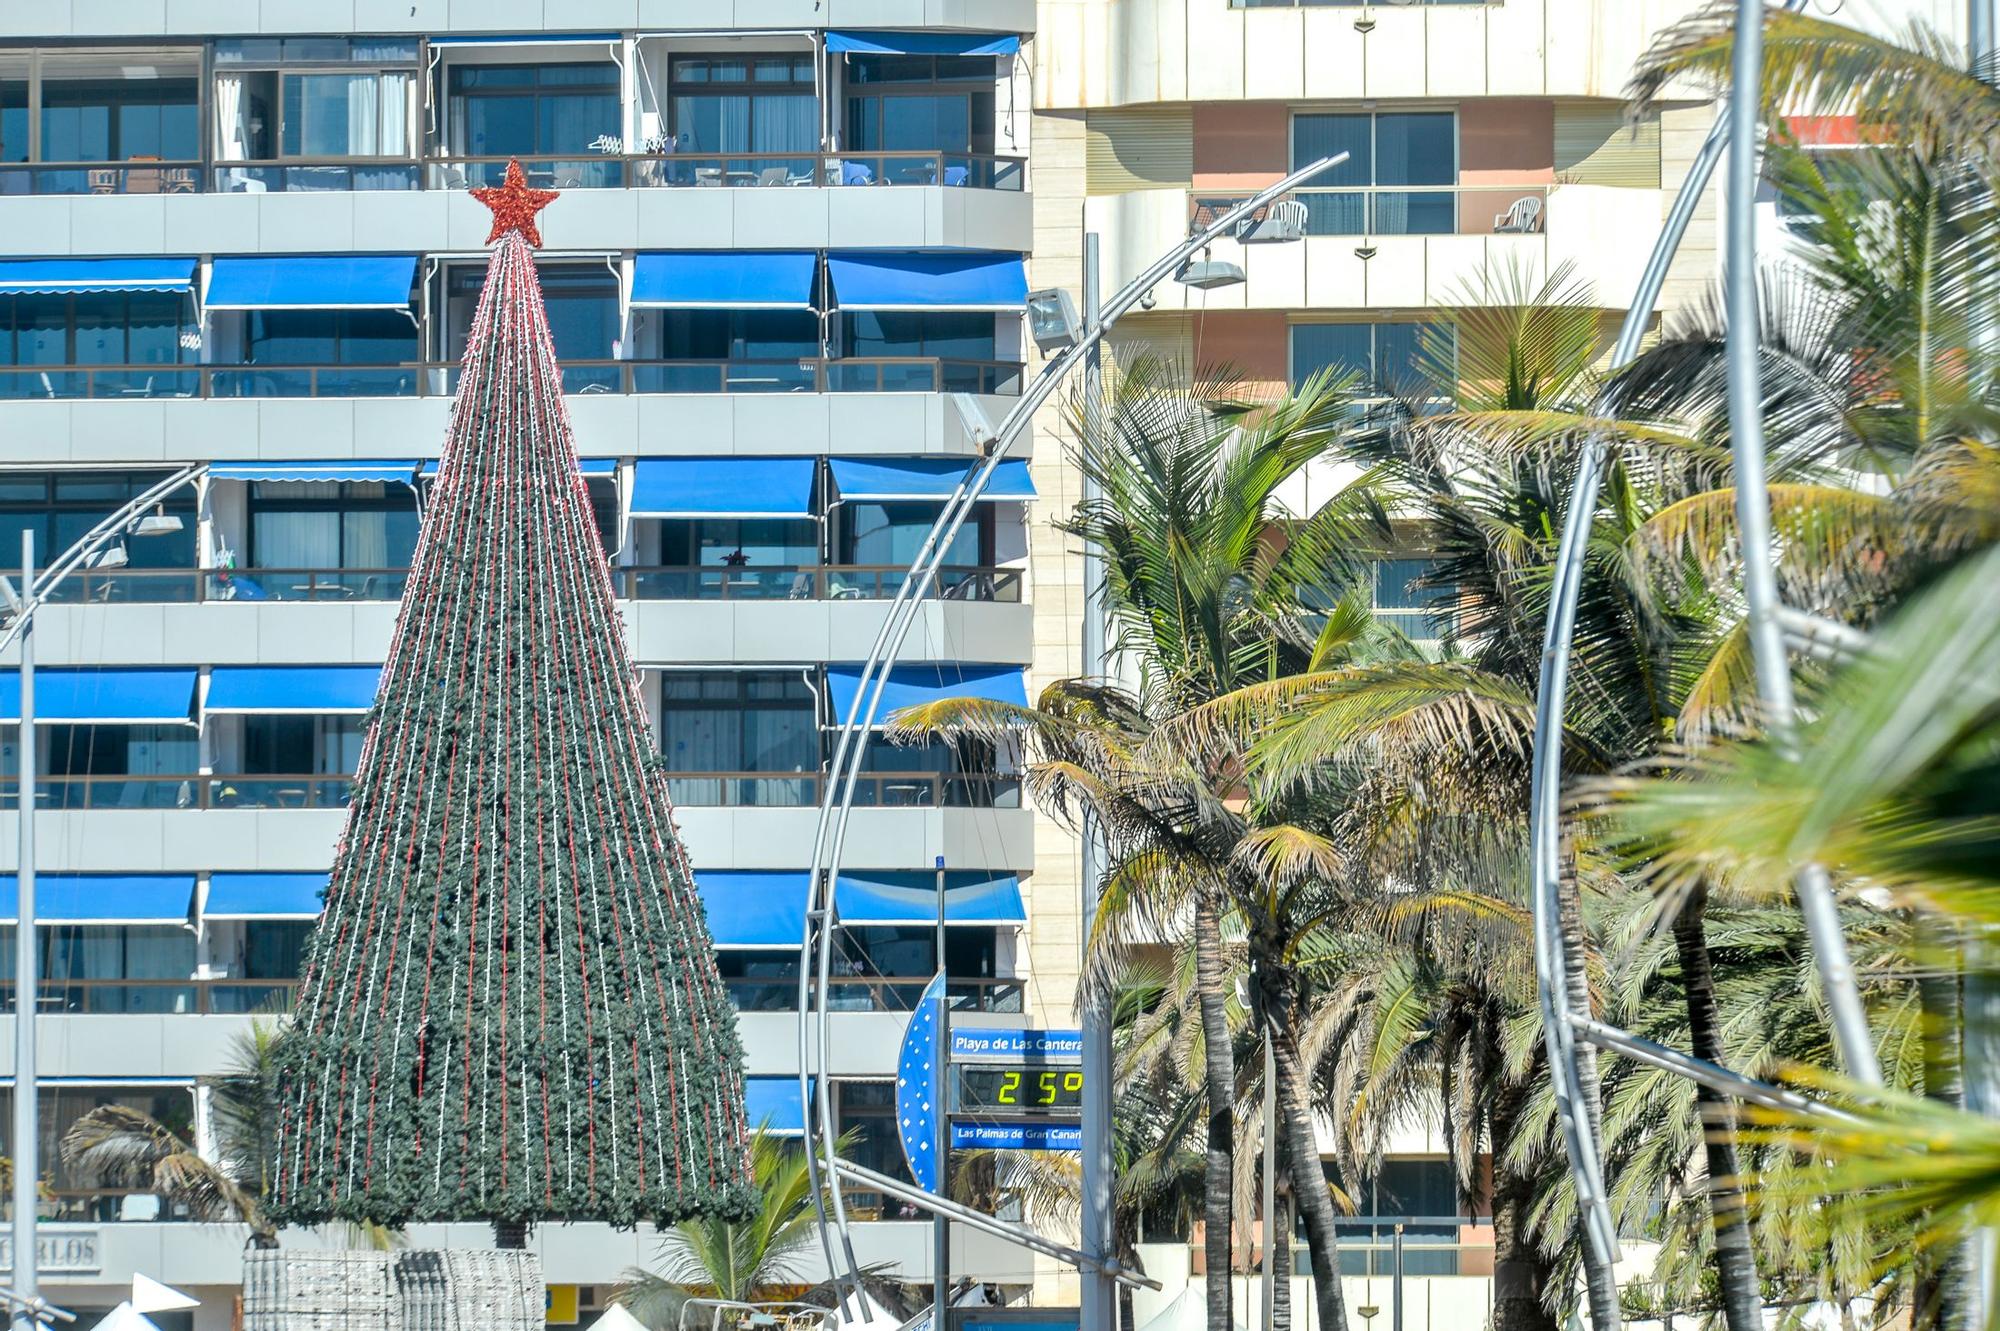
1526 0 1883 1286
792 157 1347 1313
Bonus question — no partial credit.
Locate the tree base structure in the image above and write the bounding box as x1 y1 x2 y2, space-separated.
243 1248 544 1331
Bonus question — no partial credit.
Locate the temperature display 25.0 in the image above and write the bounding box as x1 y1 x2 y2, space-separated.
955 1065 1086 1115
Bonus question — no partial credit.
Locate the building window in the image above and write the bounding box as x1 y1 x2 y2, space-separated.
246 480 419 573
0 926 197 1015
832 1080 923 1216
668 55 818 162
1291 322 1453 401
830 925 1003 1009
836 501 990 569
244 310 418 368
1371 557 1453 640
655 309 823 363
24 723 199 809
444 262 619 392
657 670 820 806
717 951 800 1011
0 1085 196 1221
0 471 197 568
0 48 203 193
843 55 996 157
210 39 418 193
836 311 1001 391
0 293 196 397
1291 111 1457 235
446 61 622 186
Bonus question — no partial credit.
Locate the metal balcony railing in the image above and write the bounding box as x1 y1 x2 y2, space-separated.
664 771 1022 809
725 975 1024 1013
0 774 353 811
0 160 202 196
0 358 1026 401
430 150 1025 192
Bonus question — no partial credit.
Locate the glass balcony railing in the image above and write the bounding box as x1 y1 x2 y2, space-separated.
32 565 1020 605
664 771 1021 809
1192 185 1551 237
0 771 1021 812
0 359 1028 402
0 161 203 196
724 976 1024 1014
0 977 300 1016
429 151 1025 192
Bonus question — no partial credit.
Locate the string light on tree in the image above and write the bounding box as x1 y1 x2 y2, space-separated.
270 159 755 1240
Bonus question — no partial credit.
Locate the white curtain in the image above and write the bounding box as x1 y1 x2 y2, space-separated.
377 73 411 156
344 74 379 155
214 73 249 161
253 510 339 570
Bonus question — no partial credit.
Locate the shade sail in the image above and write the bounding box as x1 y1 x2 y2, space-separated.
698 870 808 948
744 1076 810 1136
0 669 195 724
826 31 1021 56
630 457 817 518
0 874 196 924
828 456 1035 502
0 258 195 296
825 664 1027 721
204 873 326 920
205 666 381 715
207 461 419 485
205 256 418 311
836 871 1026 924
632 252 818 309
825 253 1027 311
421 457 616 477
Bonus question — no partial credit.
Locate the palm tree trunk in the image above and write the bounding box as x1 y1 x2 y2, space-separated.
1265 987 1348 1331
1488 1080 1558 1331
1673 882 1762 1331
1915 910 1966 1331
1556 847 1621 1331
1192 881 1238 1331
1270 1185 1293 1331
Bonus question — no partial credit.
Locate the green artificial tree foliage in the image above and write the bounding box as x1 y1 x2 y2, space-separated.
271 163 755 1234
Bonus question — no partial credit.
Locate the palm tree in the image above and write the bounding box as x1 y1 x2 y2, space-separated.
896 358 1385 1331
617 1128 852 1329
62 1103 278 1248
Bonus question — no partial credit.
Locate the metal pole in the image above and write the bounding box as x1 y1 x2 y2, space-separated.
12 532 35 1330
934 857 950 1331
1078 230 1117 1331
1723 0 1882 1086
1390 1225 1403 1331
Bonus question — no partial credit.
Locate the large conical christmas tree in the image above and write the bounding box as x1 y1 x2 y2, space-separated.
272 162 756 1232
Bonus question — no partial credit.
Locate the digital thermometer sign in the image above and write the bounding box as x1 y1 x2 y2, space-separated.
954 1065 1086 1115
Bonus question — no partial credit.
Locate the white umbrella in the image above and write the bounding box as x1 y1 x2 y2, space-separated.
1135 1286 1244 1331
131 1275 198 1315
590 1307 650 1331
85 1305 161 1331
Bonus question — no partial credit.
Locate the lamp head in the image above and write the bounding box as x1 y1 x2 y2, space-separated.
1025 287 1083 354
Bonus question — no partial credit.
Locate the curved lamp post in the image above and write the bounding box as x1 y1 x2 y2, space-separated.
793 157 1344 1315
0 463 199 1330
1524 0 1880 1304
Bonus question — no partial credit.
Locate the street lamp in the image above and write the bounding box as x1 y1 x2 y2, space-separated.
0 472 197 1330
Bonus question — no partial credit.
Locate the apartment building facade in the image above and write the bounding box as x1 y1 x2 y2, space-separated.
0 2 1052 1325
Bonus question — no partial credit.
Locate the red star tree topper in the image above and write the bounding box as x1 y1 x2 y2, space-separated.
470 157 559 248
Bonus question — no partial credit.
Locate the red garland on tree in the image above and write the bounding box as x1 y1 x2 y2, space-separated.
270 160 756 1233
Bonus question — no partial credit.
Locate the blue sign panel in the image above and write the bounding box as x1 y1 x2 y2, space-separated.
950 1120 1083 1152
896 973 947 1191
949 1028 1083 1061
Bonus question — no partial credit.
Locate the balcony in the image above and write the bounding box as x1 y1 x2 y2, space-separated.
23 564 1021 605
1 774 352 811
1089 182 1663 313
664 770 1021 809
0 357 1026 401
0 977 298 1016
428 151 1024 193
725 974 1023 1013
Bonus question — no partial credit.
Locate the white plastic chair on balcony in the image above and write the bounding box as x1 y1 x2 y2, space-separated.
1493 195 1543 233
1235 197 1307 244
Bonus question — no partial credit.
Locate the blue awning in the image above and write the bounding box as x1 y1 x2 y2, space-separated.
205 256 418 311
827 31 1021 56
205 666 381 715
630 458 817 519
0 258 195 296
826 252 1027 310
836 871 1027 925
204 873 326 921
744 1076 811 1136
0 875 196 925
0 669 195 724
207 461 420 485
825 663 1027 722
632 253 818 310
698 871 808 949
421 457 617 477
829 456 1035 502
